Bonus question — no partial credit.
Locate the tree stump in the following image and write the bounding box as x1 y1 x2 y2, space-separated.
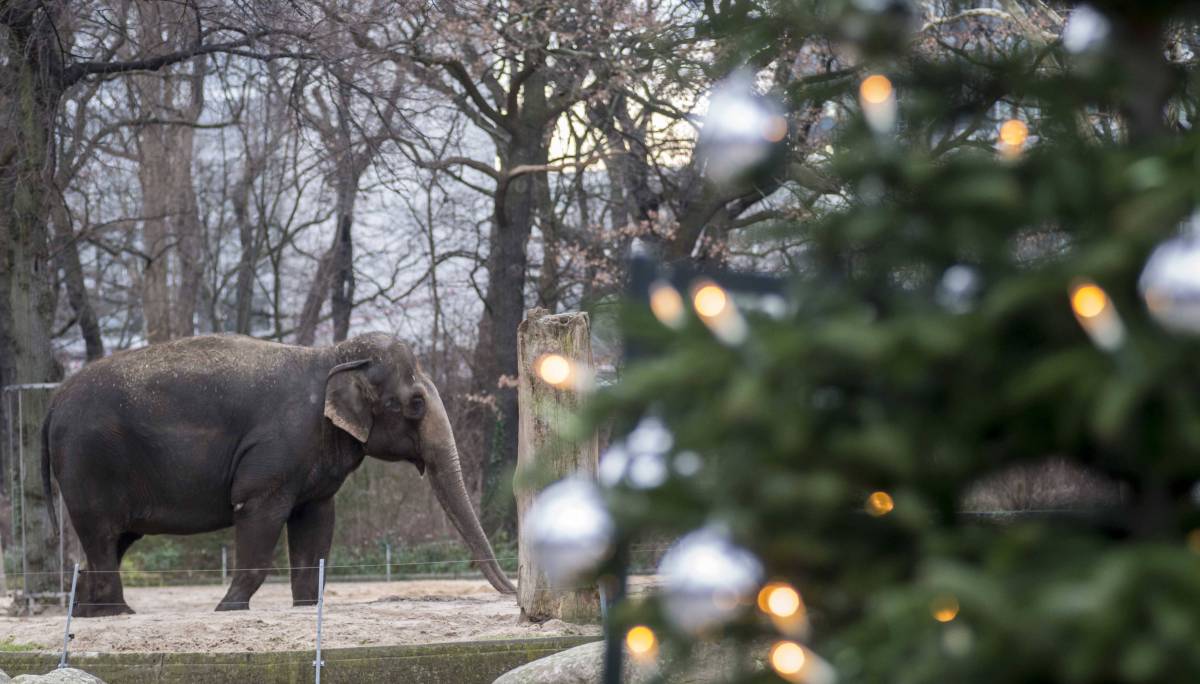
515 309 600 623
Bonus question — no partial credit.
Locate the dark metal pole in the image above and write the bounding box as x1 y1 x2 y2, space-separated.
601 544 629 684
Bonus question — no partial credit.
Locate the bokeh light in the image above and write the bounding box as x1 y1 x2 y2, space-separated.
770 641 807 675
931 594 960 623
649 280 686 329
758 582 802 618
625 625 657 655
693 283 728 318
1069 280 1126 351
998 119 1028 148
866 491 894 516
537 353 573 388
1071 284 1108 319
859 74 893 104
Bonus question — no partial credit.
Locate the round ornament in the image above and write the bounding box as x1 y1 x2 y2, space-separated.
525 478 615 586
658 527 763 634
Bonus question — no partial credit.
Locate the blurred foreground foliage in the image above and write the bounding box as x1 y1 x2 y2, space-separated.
583 1 1200 682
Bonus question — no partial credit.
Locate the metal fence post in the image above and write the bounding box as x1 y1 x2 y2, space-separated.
314 558 326 684
221 546 228 585
59 491 65 597
58 563 79 669
385 543 391 583
18 391 27 605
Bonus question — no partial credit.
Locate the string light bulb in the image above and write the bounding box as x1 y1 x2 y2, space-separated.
1071 284 1108 318
693 283 728 318
758 582 802 618
770 641 807 676
998 119 1029 156
1069 280 1126 351
690 279 747 345
931 594 960 623
625 625 657 658
859 75 893 104
649 280 686 329
859 74 897 133
866 491 894 516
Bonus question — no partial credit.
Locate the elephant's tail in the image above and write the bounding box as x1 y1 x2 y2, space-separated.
41 409 59 540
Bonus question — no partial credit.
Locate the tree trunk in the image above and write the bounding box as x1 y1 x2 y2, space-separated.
49 192 103 360
330 191 356 343
474 127 547 536
515 309 600 622
535 173 560 311
294 247 334 346
133 3 205 342
0 8 64 603
0 4 64 395
232 166 259 334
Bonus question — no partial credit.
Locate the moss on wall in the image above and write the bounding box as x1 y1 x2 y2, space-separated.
0 636 599 683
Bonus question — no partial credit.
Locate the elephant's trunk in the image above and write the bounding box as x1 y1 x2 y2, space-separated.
421 380 517 595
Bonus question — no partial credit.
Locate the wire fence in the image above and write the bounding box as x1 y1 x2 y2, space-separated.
11 552 661 682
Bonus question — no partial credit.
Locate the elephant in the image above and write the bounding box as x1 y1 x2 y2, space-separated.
40 332 516 617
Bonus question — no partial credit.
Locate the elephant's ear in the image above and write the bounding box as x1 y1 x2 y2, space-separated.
325 359 374 443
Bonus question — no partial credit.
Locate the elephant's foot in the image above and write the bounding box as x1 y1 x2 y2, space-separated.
74 602 135 618
292 598 318 607
215 600 250 611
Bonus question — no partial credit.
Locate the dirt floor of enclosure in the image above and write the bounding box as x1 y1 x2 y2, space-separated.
0 580 602 653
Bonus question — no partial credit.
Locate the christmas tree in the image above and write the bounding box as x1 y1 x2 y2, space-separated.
529 2 1200 682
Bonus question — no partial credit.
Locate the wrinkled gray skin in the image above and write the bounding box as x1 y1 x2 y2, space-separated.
42 333 515 617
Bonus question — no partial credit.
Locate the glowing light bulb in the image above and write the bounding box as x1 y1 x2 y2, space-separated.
859 74 897 134
649 280 686 329
693 284 728 318
866 491 894 516
931 594 960 623
625 625 656 655
758 583 802 618
770 641 807 676
1069 279 1125 351
537 354 572 388
859 75 893 104
1071 284 1107 319
998 119 1028 148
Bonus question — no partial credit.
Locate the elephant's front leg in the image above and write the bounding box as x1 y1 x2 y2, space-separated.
287 497 335 607
216 502 289 611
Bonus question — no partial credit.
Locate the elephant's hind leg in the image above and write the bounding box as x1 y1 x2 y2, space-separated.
73 527 135 617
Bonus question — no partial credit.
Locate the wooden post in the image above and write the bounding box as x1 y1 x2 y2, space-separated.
515 309 600 622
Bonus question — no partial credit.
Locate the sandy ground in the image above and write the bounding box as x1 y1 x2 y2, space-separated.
0 580 602 653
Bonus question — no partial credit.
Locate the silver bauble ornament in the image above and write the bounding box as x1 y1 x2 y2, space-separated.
598 417 674 490
525 478 615 586
700 72 787 187
1139 227 1200 334
936 264 981 314
658 527 763 634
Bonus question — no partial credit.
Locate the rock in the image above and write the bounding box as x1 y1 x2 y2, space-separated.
493 639 762 684
11 669 105 683
0 667 9 683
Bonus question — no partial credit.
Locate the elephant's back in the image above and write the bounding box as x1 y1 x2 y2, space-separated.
56 334 321 410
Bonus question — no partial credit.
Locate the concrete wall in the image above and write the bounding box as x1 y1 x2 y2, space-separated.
0 637 599 683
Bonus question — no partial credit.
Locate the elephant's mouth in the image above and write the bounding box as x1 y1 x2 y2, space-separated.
406 456 426 477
